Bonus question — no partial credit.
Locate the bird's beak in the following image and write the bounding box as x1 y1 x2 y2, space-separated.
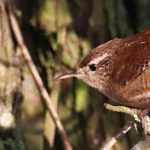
55 71 79 80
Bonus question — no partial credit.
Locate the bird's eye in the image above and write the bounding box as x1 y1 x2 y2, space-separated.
88 64 96 71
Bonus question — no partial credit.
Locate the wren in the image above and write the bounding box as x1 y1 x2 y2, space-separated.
58 28 150 109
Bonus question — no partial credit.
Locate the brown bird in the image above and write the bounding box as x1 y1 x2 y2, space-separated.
58 28 150 109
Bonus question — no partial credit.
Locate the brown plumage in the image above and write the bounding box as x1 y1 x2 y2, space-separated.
59 28 150 109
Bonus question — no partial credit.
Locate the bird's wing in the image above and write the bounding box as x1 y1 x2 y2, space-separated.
113 28 150 85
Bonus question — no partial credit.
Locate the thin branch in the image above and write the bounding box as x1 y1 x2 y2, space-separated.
141 115 150 135
104 103 141 122
104 103 150 149
7 4 72 150
101 122 134 150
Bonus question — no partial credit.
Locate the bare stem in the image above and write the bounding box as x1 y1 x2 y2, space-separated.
104 103 150 148
101 122 134 150
7 4 72 150
104 103 141 122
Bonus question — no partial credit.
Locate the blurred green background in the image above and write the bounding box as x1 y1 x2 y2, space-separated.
1 0 150 150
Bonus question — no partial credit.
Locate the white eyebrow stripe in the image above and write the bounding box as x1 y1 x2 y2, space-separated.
88 53 110 65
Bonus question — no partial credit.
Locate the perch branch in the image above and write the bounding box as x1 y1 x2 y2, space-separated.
104 103 141 122
8 5 72 150
101 122 134 150
104 103 150 149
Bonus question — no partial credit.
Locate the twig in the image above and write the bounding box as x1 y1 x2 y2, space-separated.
141 115 150 135
104 103 141 122
101 122 134 150
104 103 150 149
7 5 72 150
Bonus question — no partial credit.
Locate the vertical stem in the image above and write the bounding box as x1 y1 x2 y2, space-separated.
8 4 72 150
